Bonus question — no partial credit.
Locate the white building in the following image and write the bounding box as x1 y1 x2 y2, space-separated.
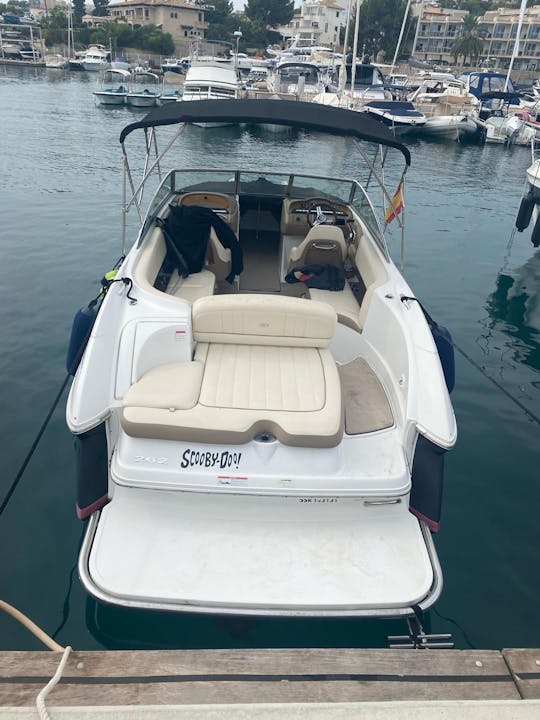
278 0 348 49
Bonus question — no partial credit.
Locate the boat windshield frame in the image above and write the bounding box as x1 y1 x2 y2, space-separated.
118 100 409 259
141 167 386 256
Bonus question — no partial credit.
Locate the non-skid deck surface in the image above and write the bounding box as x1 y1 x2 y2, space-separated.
238 229 281 291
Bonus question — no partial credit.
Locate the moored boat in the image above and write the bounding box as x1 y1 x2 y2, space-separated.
125 71 160 107
93 68 131 106
67 99 457 620
181 63 240 126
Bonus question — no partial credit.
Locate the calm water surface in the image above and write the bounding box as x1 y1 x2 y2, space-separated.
0 67 539 651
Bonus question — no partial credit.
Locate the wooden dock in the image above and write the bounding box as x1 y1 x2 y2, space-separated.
1 647 540 715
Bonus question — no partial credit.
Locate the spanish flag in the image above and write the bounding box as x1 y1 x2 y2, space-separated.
385 182 404 224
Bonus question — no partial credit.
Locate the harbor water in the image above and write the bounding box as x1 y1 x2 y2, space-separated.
0 67 538 651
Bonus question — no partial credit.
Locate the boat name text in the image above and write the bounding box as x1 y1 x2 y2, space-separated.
180 449 242 470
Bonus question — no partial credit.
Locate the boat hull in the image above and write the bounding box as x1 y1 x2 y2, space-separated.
419 115 478 140
126 94 160 108
93 91 126 106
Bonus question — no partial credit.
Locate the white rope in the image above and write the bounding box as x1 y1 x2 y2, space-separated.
0 599 74 719
36 645 72 720
0 600 64 652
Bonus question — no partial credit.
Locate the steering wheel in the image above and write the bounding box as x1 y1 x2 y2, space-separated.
305 197 339 227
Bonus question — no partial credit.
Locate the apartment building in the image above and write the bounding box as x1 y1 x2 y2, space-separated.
478 7 540 70
413 5 468 65
413 4 540 70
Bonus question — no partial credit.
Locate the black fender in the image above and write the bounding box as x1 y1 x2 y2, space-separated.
516 190 536 232
409 435 447 533
75 423 110 519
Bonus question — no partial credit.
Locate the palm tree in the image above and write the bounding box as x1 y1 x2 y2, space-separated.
452 15 484 66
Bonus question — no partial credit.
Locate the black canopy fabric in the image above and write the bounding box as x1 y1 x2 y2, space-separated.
119 98 411 165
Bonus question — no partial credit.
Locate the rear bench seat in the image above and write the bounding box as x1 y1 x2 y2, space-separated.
122 294 343 448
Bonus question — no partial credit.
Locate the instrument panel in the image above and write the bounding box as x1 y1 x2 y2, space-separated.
289 199 350 217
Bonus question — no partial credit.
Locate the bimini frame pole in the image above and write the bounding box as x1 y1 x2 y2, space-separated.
352 139 408 266
120 122 188 253
400 179 406 270
352 139 407 226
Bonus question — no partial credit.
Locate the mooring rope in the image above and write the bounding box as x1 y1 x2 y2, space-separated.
0 373 72 518
403 296 540 427
0 599 73 719
0 269 133 520
452 337 540 426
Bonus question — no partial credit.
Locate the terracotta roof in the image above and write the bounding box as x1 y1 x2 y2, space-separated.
108 0 201 10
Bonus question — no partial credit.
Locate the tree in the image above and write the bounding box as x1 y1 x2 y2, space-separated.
205 0 236 41
451 16 484 66
244 0 294 28
92 0 109 17
41 6 68 47
347 0 408 61
73 0 86 26
0 0 29 16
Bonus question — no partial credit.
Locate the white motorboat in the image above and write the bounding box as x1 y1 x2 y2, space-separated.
181 63 239 126
161 57 187 74
515 138 540 246
93 68 131 106
267 62 327 99
363 101 426 136
67 99 457 620
125 71 161 108
160 72 184 104
44 53 69 69
82 44 110 72
408 76 481 141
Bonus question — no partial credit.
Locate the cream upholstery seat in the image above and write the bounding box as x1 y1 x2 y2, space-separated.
166 269 216 302
133 226 231 300
122 294 343 448
288 225 347 271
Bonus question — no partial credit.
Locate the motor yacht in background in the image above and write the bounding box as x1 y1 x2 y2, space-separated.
181 63 239 125
82 44 110 72
67 99 456 623
267 62 327 99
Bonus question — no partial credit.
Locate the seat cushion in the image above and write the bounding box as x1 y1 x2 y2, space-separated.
166 269 216 303
121 347 343 448
192 294 336 348
123 362 203 410
199 344 325 411
309 282 361 331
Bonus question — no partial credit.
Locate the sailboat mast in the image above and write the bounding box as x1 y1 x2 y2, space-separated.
505 0 527 91
350 0 361 100
390 0 412 75
411 0 425 59
338 0 354 97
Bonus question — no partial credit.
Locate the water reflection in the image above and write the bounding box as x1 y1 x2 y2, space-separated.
485 250 540 372
85 598 411 650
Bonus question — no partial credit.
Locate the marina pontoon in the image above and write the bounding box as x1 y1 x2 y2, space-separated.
67 99 456 618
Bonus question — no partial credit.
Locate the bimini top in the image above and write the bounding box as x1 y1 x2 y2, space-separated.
119 98 411 165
